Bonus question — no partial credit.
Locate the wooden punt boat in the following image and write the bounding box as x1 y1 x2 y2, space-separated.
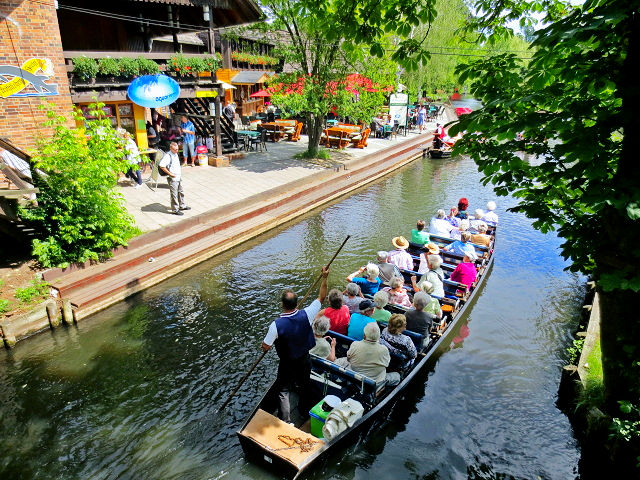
428 148 452 159
237 229 496 479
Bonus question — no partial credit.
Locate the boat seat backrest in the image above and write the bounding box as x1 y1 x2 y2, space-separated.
310 353 379 396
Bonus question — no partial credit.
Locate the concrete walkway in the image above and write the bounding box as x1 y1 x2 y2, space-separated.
119 127 436 233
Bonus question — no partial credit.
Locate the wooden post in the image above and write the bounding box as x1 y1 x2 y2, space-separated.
62 299 74 325
46 301 61 328
214 89 222 156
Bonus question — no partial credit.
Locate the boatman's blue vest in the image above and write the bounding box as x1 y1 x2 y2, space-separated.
274 309 315 360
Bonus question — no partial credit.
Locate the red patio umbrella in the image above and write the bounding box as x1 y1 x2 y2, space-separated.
250 89 271 97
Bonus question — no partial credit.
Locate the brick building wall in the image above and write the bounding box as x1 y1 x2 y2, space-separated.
0 0 74 152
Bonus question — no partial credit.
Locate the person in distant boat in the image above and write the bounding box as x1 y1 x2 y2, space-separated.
347 299 377 340
405 292 438 344
470 223 492 247
456 197 469 219
371 290 392 323
376 251 402 285
387 236 414 271
337 322 401 386
310 315 337 361
346 263 382 296
412 254 445 298
380 314 417 368
411 220 430 244
382 276 413 308
318 288 351 335
261 266 329 423
469 209 487 233
482 201 499 226
417 242 440 274
433 133 444 150
429 209 454 237
449 250 478 289
343 282 365 314
443 231 476 258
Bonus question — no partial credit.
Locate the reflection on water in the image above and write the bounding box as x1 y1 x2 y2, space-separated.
0 155 582 479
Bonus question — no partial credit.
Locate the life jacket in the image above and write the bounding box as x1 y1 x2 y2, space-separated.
274 309 315 360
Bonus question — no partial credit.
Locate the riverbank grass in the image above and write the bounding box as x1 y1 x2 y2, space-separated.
577 336 604 411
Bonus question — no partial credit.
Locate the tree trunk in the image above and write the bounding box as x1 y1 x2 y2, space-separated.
305 114 325 157
597 9 640 412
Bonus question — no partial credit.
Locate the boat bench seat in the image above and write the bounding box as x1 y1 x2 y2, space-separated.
310 353 385 398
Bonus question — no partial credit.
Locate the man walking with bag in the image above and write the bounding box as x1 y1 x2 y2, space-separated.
159 142 190 215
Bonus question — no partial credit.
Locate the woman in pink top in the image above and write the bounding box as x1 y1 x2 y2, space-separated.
318 289 351 335
449 251 478 289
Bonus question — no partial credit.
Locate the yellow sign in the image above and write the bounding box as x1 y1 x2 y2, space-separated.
196 90 218 98
0 58 58 98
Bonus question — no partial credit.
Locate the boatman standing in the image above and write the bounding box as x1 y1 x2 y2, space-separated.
262 267 330 423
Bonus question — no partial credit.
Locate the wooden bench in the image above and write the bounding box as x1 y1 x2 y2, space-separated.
350 128 370 148
286 122 303 142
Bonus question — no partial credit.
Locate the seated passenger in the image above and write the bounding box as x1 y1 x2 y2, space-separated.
446 207 461 227
482 201 499 226
405 292 438 343
380 314 417 367
347 299 377 340
319 288 351 335
410 220 430 244
346 263 382 296
387 236 414 271
470 223 492 247
371 290 392 323
456 197 469 219
343 283 365 314
412 254 445 298
417 242 440 274
429 209 454 237
376 251 402 285
382 276 413 308
310 315 336 361
449 250 478 289
443 231 476 258
338 322 400 386
469 209 487 233
449 218 469 240
413 280 443 320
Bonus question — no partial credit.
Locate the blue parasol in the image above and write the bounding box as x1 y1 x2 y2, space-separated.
127 74 180 108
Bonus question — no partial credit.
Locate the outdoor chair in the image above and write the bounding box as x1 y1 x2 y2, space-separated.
250 129 268 152
389 123 398 140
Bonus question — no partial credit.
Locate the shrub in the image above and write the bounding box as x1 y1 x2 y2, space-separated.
97 57 120 76
0 299 9 315
73 56 98 80
14 277 49 304
119 57 140 77
136 57 160 75
20 102 140 268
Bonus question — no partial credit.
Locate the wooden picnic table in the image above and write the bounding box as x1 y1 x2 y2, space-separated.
260 122 286 142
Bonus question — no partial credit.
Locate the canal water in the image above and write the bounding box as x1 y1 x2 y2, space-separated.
0 155 583 479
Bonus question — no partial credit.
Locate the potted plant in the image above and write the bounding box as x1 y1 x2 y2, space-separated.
118 57 140 79
136 57 160 75
72 56 98 83
97 57 120 82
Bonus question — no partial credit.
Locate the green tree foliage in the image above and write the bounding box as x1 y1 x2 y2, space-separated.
451 0 640 469
402 0 531 97
21 103 139 268
258 0 437 156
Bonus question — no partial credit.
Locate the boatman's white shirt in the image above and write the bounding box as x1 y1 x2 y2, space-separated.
263 299 322 346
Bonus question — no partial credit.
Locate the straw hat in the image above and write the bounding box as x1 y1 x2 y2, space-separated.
425 243 440 255
392 236 409 250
